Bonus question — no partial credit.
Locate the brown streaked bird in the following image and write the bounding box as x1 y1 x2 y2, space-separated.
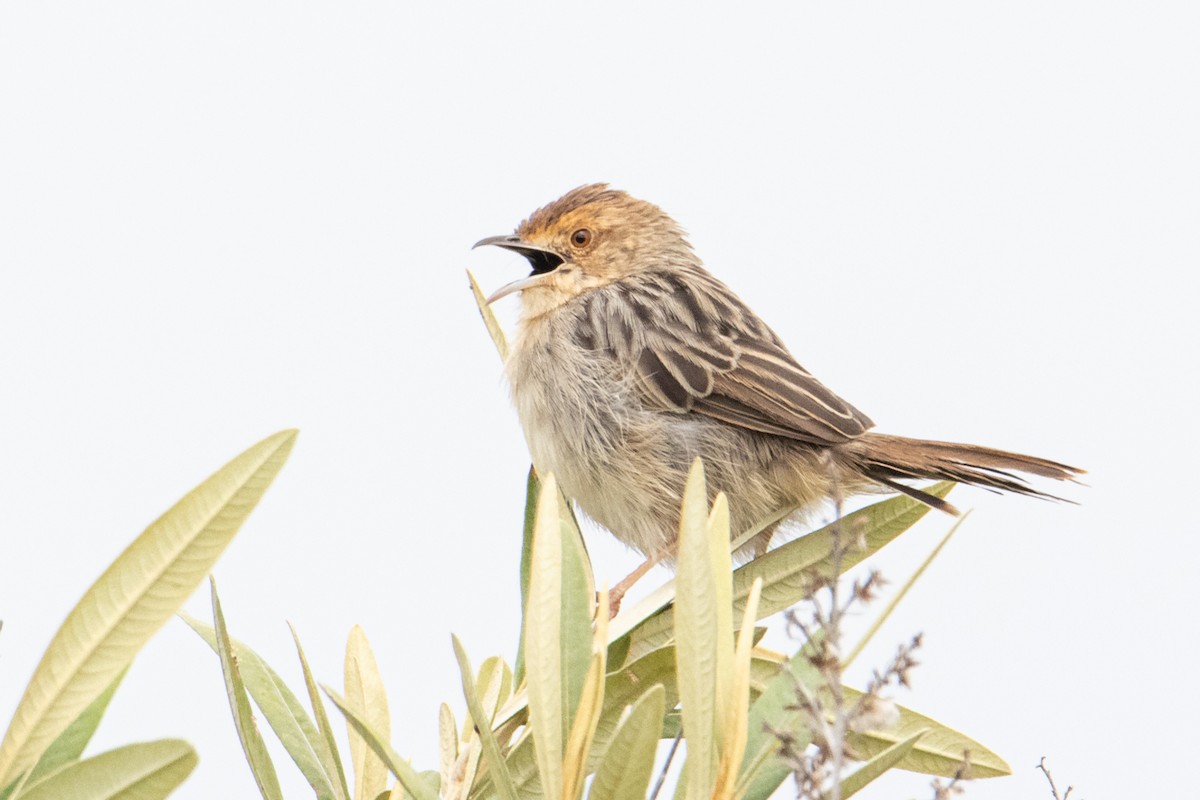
476 184 1082 587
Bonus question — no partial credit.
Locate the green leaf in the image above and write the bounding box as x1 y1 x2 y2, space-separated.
840 729 926 798
751 483 955 619
15 739 196 800
181 615 341 800
514 467 540 686
436 705 457 797
524 473 593 800
524 473 565 800
291 624 351 800
674 461 720 800
24 669 127 786
475 658 514 733
0 429 297 786
504 647 681 798
587 686 666 800
842 687 1009 778
466 269 509 361
621 485 953 664
450 637 518 800
321 688 439 800
738 654 1006 800
345 626 391 800
211 579 283 800
737 638 823 800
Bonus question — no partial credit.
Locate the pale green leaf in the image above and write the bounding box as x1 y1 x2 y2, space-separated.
748 482 956 620
738 648 1006 800
504 647 681 798
842 687 1009 778
437 705 457 797
0 430 296 785
514 467 539 686
622 485 953 663
472 658 512 737
450 637 518 800
674 460 718 800
181 615 340 800
714 579 761 800
562 653 605 800
840 729 926 798
587 686 666 800
466 269 509 361
525 472 595 800
707 494 735 750
291 623 352 800
211 579 283 800
24 668 127 786
16 739 196 800
737 638 823 800
321 688 439 800
345 626 390 800
524 473 566 800
457 657 509 800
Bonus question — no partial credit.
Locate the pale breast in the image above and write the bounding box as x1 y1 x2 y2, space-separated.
505 305 687 553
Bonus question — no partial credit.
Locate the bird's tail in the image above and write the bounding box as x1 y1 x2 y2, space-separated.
847 432 1085 514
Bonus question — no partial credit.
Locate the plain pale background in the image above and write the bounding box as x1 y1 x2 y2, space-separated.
2 2 1197 798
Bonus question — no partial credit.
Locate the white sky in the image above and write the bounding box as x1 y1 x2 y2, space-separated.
1 3 1197 798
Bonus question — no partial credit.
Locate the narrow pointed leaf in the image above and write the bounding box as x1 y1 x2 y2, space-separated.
504 647 681 797
345 626 390 800
562 653 604 800
0 429 296 785
466 269 509 361
16 739 196 800
841 687 1009 778
450 637 518 800
291 623 352 800
452 661 507 800
24 668 127 786
525 473 594 800
707 494 735 751
437 705 457 797
212 580 283 800
674 460 718 800
737 638 823 800
524 474 566 800
586 686 666 800
622 484 953 663
714 579 761 800
322 688 438 800
472 658 512 736
182 615 340 800
840 730 926 798
514 468 540 686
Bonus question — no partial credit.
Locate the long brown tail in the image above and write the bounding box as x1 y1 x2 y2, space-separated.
849 432 1085 514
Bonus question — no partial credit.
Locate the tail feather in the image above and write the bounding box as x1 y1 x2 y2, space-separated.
851 432 1084 511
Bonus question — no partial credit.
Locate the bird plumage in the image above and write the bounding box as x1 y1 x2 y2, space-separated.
480 184 1082 559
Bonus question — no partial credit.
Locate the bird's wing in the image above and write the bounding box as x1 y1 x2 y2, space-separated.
583 269 874 446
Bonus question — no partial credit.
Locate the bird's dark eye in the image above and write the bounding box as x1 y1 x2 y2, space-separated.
571 228 592 247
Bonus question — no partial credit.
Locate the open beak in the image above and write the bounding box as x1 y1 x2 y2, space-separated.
473 235 565 304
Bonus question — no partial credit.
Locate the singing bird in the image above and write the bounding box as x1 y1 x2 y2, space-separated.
477 184 1081 569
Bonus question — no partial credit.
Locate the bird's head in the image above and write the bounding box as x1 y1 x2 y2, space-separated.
475 184 694 315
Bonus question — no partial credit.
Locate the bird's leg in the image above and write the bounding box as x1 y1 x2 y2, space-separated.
608 542 677 618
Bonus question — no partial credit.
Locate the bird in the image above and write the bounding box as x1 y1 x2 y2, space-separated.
475 184 1082 581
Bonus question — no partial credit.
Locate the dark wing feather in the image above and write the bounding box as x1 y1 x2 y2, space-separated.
587 268 874 446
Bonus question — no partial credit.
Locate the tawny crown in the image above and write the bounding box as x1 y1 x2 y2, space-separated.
514 184 695 280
